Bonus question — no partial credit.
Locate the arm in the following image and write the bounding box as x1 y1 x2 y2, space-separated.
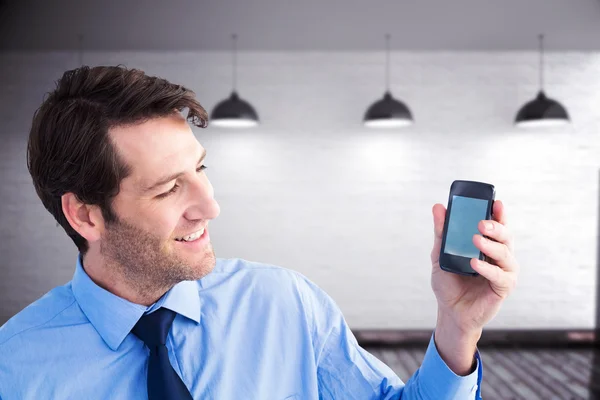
435 310 481 376
296 273 483 400
316 320 482 400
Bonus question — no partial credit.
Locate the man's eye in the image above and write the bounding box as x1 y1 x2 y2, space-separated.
156 166 208 199
158 184 179 198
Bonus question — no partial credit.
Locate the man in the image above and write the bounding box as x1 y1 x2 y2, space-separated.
0 66 519 399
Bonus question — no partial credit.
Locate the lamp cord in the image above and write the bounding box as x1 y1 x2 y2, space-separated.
539 33 544 92
78 34 84 66
385 33 391 92
232 33 237 92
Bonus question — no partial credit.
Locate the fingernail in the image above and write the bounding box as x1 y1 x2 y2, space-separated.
485 222 494 231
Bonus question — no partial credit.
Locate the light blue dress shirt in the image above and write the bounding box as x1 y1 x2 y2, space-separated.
0 255 482 399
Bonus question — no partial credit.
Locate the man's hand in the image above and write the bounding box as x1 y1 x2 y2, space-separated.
430 199 519 374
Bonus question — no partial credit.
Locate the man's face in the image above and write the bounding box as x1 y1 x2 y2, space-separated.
99 113 220 289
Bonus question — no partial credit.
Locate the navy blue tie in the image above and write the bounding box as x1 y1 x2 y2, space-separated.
132 308 194 400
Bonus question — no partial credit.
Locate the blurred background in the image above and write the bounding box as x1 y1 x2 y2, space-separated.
1 0 600 398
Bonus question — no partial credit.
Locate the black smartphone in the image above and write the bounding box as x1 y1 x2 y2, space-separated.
439 180 495 276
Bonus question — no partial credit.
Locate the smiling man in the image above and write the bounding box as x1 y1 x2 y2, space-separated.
78 115 219 306
0 66 519 399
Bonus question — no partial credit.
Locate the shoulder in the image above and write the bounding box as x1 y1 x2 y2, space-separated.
212 256 308 286
0 283 79 348
214 259 350 365
211 257 339 315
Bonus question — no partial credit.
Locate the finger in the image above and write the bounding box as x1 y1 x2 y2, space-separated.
473 234 513 269
474 234 509 262
492 199 507 226
470 258 515 298
470 258 503 283
430 204 446 264
432 203 446 240
477 219 514 253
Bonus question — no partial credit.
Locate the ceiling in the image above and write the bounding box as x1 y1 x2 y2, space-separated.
1 0 600 51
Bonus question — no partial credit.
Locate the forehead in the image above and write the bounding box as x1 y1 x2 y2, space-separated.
109 115 203 184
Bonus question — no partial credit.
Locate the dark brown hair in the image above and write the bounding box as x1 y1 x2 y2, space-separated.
27 65 208 255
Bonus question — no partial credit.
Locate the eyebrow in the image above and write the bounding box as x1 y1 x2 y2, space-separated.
142 148 207 193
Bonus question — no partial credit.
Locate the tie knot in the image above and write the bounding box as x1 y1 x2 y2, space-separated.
131 307 177 349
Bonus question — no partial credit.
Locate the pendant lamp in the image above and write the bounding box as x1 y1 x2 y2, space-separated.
364 34 413 128
210 34 259 128
515 34 570 127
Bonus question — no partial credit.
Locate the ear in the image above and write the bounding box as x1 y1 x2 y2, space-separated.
61 193 105 243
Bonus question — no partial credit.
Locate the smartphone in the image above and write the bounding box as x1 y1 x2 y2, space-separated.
439 180 495 276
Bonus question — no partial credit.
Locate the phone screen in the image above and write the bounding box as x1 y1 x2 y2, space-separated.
444 195 489 258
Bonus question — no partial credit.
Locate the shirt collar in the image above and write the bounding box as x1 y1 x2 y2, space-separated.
71 254 201 351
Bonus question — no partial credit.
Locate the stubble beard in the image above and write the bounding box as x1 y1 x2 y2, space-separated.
100 217 216 296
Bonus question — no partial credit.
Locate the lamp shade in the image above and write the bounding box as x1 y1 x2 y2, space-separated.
515 90 569 128
210 91 259 128
363 91 413 128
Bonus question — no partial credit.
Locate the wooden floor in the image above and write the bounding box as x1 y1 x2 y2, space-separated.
364 346 600 399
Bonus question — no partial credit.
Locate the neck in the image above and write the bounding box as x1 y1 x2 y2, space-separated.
81 247 172 306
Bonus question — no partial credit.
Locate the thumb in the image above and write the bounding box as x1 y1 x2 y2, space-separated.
430 203 446 265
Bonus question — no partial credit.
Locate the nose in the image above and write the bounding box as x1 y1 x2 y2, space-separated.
183 174 220 221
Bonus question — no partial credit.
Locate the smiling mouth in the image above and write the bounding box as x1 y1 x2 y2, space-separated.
174 227 205 242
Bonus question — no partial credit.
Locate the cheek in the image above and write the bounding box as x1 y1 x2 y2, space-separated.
162 212 182 239
139 206 180 240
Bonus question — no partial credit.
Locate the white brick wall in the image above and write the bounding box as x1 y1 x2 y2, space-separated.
1 50 599 329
